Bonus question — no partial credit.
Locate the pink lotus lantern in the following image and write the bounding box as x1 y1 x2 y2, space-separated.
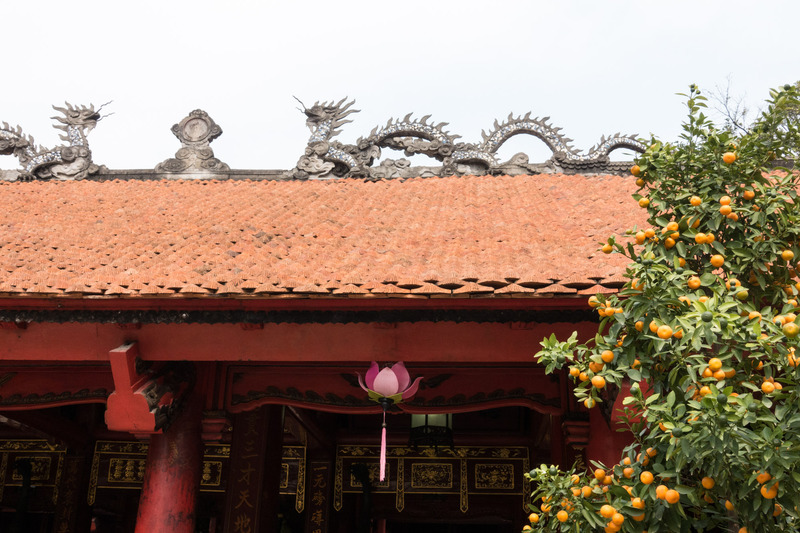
358 361 422 481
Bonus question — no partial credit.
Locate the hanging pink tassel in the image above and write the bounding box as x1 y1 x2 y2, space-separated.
357 362 423 483
380 411 387 481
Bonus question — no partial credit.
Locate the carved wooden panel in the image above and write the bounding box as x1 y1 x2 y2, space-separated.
87 440 231 504
334 445 529 513
0 440 66 510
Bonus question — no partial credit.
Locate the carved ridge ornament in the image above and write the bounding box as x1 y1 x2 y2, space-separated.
0 102 107 180
155 109 229 173
2 100 643 179
287 98 647 180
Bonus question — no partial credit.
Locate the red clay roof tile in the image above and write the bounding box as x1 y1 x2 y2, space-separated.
292 283 330 294
410 283 451 295
0 174 645 299
495 283 537 294
179 284 209 295
453 282 493 294
333 284 369 295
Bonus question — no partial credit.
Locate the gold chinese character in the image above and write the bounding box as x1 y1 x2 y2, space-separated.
234 514 252 533
238 463 256 485
235 489 254 509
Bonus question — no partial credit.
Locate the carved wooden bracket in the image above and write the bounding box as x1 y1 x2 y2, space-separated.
105 342 195 438
106 343 156 436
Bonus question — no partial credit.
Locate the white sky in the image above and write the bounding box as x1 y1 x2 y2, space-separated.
2 0 798 171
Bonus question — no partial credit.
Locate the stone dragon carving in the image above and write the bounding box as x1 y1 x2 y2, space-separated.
288 99 647 179
0 102 107 180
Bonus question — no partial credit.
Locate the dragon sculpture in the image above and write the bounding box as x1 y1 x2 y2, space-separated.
288 99 647 179
0 102 106 180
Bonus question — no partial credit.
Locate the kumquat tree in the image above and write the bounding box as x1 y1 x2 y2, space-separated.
526 83 800 533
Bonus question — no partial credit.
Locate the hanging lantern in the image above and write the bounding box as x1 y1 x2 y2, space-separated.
357 361 422 481
410 413 453 453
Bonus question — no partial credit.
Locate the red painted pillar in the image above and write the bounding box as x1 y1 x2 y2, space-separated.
585 408 633 467
134 396 203 533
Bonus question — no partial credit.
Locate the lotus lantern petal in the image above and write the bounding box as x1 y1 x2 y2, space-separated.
357 361 424 482
358 361 422 403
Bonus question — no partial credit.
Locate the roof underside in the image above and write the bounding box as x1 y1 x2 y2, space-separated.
0 173 644 299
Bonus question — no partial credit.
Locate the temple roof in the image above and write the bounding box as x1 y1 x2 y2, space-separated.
0 173 644 300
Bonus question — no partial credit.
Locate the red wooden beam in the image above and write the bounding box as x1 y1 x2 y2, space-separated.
0 321 594 363
0 364 112 411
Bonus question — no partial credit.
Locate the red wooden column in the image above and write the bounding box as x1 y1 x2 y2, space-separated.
134 395 203 533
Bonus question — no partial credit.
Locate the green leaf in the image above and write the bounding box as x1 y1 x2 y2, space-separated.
666 390 676 408
627 368 642 381
700 273 718 285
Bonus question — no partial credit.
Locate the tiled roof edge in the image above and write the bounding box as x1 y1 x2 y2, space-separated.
0 308 598 325
2 169 632 182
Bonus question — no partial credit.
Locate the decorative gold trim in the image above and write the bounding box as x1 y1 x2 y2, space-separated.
396 458 405 512
410 463 452 489
53 452 64 504
0 439 65 452
460 458 468 513
88 440 239 498
282 446 304 459
474 463 514 490
333 455 343 511
295 446 306 513
107 458 146 483
350 463 390 488
201 461 223 487
54 456 82 533
337 444 527 459
0 452 7 501
11 456 52 481
87 446 100 505
280 463 290 489
204 444 231 458
522 457 530 511
0 441 66 508
96 441 148 455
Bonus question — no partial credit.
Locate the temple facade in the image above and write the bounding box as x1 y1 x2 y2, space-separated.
0 103 644 532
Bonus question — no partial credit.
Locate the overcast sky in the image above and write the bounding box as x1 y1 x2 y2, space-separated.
2 1 797 171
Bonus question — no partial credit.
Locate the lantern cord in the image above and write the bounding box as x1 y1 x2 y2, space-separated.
380 411 387 481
